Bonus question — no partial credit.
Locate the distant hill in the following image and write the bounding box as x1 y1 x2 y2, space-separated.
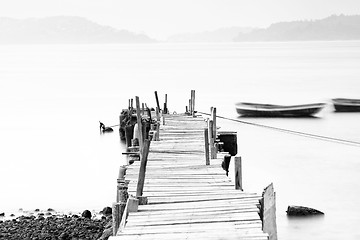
0 16 156 44
167 27 253 42
234 15 360 42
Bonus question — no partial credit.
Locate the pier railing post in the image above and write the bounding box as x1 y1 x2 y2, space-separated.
164 93 168 114
189 99 192 115
211 107 217 140
208 120 215 159
234 156 243 191
154 91 161 112
156 107 160 122
135 96 144 152
155 122 160 141
204 128 210 165
136 139 151 203
259 183 278 240
113 164 129 236
191 90 196 117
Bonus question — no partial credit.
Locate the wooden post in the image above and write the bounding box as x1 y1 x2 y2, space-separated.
163 94 168 114
234 156 243 191
155 122 160 141
211 107 217 140
208 120 215 159
189 99 192 115
127 196 139 213
136 139 151 198
116 179 129 203
112 202 126 236
118 165 127 180
204 128 210 165
125 125 134 147
135 96 143 152
260 183 278 240
112 202 120 235
191 90 195 117
156 107 160 122
154 91 161 112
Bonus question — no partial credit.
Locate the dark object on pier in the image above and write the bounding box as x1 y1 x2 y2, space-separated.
332 98 360 112
221 155 231 176
286 205 324 216
235 102 326 117
218 132 238 156
82 210 92 219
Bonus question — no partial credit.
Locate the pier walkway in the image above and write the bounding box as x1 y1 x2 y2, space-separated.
110 114 269 240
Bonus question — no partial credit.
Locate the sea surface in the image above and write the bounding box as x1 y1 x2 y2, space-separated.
1 41 360 239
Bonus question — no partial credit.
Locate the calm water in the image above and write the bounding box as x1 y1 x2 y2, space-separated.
1 41 360 239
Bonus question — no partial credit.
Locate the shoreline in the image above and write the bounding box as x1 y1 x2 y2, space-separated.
0 207 113 240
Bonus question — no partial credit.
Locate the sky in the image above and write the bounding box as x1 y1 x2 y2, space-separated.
0 0 360 40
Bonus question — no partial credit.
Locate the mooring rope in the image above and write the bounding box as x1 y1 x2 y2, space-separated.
107 124 120 128
197 111 360 147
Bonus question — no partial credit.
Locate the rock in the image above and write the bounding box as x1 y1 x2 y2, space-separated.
0 213 5 217
101 207 112 216
59 232 69 240
286 205 324 216
81 210 92 219
99 227 113 240
0 211 107 239
47 208 55 212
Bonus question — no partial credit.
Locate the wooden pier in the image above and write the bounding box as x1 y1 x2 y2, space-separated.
109 93 276 240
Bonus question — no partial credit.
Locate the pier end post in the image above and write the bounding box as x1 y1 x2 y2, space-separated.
260 183 278 240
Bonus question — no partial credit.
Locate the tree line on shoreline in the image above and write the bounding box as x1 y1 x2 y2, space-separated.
0 14 359 44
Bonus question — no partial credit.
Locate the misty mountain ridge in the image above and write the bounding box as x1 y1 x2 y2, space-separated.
0 16 156 44
167 27 253 42
1 14 360 44
234 14 360 42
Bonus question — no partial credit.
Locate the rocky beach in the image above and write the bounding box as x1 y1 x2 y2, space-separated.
0 207 114 240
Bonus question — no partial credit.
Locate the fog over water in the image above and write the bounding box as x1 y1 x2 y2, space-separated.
0 41 360 239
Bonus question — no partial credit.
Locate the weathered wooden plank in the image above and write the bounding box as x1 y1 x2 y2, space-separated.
110 113 266 240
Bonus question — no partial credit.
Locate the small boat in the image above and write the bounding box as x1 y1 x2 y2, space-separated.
332 98 360 112
235 102 326 117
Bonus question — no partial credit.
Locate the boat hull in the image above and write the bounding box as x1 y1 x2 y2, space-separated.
235 102 326 117
332 98 360 112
